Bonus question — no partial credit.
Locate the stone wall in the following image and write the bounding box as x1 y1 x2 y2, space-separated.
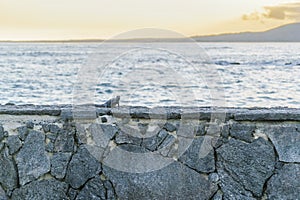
0 105 299 200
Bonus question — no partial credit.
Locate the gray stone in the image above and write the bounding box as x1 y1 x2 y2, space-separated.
0 105 61 116
274 161 284 170
0 147 18 193
26 121 34 129
65 147 101 189
0 126 4 141
3 132 8 137
163 122 177 132
54 129 74 152
103 180 116 200
49 124 60 134
234 109 300 121
6 135 22 155
112 107 150 119
101 116 108 123
119 144 150 153
158 141 177 158
45 132 57 153
176 123 196 138
158 134 176 149
45 142 55 152
128 107 150 119
209 173 220 183
88 124 117 149
75 123 87 144
137 123 148 135
179 136 215 173
51 152 72 179
142 129 168 151
46 132 57 142
217 138 275 197
11 179 68 200
220 124 229 138
103 162 218 200
157 129 168 138
42 124 50 133
0 185 7 200
17 126 28 141
267 164 300 200
167 110 181 119
206 124 221 137
211 190 223 200
0 142 3 151
99 124 118 140
76 176 106 200
211 136 224 148
230 123 255 142
264 125 300 162
16 130 50 185
115 131 141 145
196 124 206 136
67 188 78 200
218 169 256 200
60 108 73 121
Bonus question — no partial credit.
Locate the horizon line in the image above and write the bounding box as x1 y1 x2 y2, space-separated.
0 22 298 43
0 31 259 43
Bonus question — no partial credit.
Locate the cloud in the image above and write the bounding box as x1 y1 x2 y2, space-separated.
242 2 300 21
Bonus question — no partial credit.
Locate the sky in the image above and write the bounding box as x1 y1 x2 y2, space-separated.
0 0 300 40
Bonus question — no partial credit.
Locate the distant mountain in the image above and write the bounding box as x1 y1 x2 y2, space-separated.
193 23 300 42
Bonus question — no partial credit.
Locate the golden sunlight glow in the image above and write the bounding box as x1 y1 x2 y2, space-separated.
0 0 298 40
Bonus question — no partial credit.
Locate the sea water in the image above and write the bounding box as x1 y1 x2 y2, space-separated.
0 42 299 108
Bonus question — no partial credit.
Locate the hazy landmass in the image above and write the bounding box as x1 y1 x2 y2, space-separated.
193 23 300 42
1 23 300 43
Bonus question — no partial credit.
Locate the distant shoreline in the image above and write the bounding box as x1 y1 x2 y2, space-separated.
1 39 300 43
2 23 300 43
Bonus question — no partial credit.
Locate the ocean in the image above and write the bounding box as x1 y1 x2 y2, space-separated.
0 42 299 108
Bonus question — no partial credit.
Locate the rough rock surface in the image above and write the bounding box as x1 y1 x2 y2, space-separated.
115 131 141 145
267 164 300 200
0 185 7 200
76 176 107 200
98 124 118 139
234 109 300 121
6 135 22 155
0 126 4 141
11 179 68 200
51 152 72 179
16 130 50 185
230 123 255 142
196 124 206 136
179 136 215 173
49 124 60 134
0 106 299 199
0 147 18 193
217 138 275 198
67 188 78 200
163 122 177 132
264 125 300 162
65 147 101 189
17 126 28 141
211 190 223 200
142 129 168 151
0 142 3 151
103 162 218 200
217 169 256 200
54 129 75 152
75 123 87 144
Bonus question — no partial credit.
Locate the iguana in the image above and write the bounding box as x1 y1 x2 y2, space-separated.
96 96 120 108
